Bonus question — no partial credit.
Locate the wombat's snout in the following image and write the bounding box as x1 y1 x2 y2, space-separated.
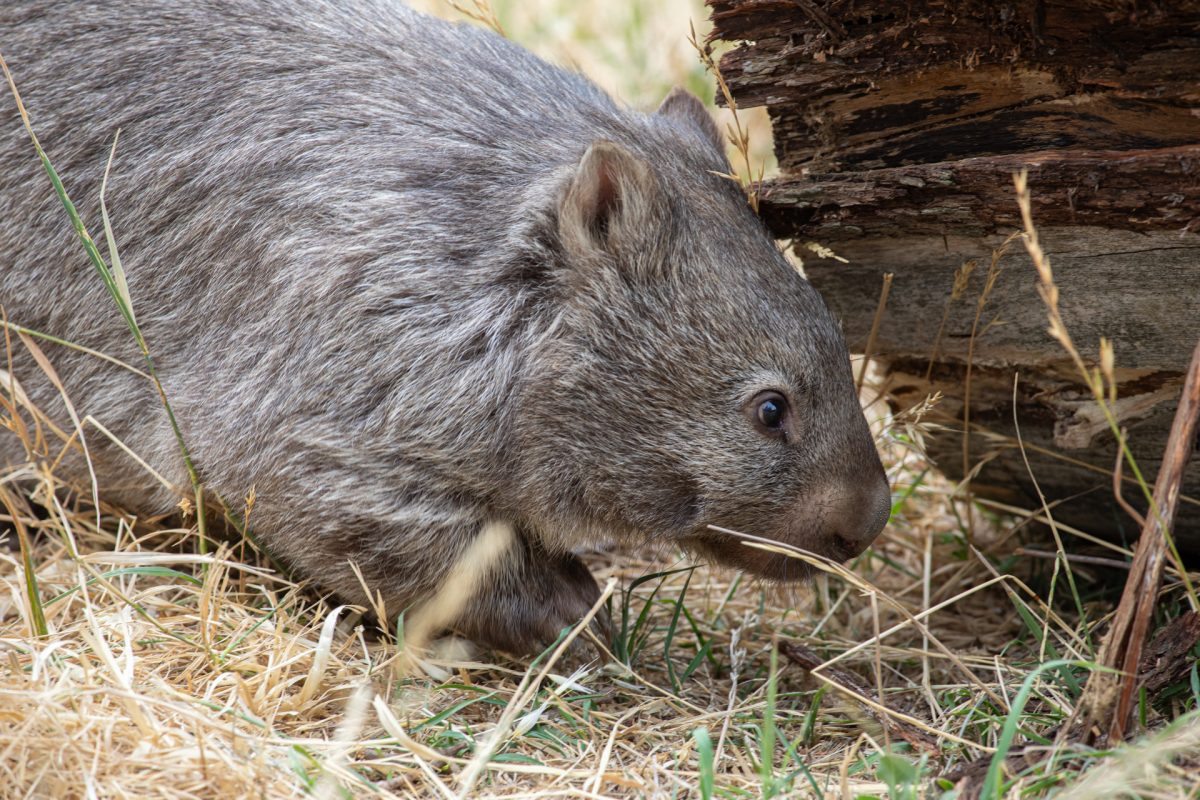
701 475 892 580
823 477 892 560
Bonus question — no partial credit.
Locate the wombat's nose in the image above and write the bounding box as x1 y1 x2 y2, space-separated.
832 478 892 558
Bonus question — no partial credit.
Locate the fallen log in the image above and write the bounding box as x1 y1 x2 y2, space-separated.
708 0 1200 550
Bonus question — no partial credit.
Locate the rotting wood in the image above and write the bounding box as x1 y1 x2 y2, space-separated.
707 0 1200 549
758 147 1200 240
710 2 1200 171
1138 610 1200 697
810 227 1200 550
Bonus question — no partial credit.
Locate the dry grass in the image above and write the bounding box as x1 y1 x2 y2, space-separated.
3 2 1200 799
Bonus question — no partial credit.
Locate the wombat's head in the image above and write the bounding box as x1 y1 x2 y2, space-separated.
511 89 890 580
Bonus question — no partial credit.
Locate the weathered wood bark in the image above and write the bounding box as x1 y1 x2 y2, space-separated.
708 1 1200 551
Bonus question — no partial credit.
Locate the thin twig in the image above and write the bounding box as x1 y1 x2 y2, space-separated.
1014 548 1133 571
960 236 1015 545
687 22 762 212
1084 340 1200 742
856 273 893 395
1112 430 1148 530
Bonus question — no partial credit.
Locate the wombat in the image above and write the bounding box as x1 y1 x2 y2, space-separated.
0 0 890 653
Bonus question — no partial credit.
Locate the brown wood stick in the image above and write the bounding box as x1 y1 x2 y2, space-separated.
1083 339 1200 742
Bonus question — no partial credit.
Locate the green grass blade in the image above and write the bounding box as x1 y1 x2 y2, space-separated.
46 566 203 605
693 727 714 800
982 659 1108 799
760 643 779 797
99 130 135 327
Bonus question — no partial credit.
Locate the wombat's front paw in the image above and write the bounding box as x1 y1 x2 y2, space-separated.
457 551 607 656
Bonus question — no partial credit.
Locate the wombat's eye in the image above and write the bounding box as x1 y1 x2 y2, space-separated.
750 391 789 437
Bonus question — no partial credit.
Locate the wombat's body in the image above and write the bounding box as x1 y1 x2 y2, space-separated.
0 0 890 651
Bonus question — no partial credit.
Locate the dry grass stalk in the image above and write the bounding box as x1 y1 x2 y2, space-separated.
686 23 763 212
401 521 514 661
0 50 215 554
1013 170 1196 587
781 642 938 755
1113 428 1149 530
956 417 1200 517
1009 372 1086 660
924 258 978 381
1058 712 1200 800
855 272 893 395
959 233 1017 545
454 577 616 797
5 384 1200 796
442 0 506 36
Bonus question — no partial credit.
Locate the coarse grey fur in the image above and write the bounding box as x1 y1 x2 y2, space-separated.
0 0 890 652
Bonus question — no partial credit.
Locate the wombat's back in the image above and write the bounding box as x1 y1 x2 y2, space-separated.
0 0 637 316
0 0 647 506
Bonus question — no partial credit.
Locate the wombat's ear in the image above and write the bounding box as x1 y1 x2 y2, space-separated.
558 140 663 261
656 86 725 156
